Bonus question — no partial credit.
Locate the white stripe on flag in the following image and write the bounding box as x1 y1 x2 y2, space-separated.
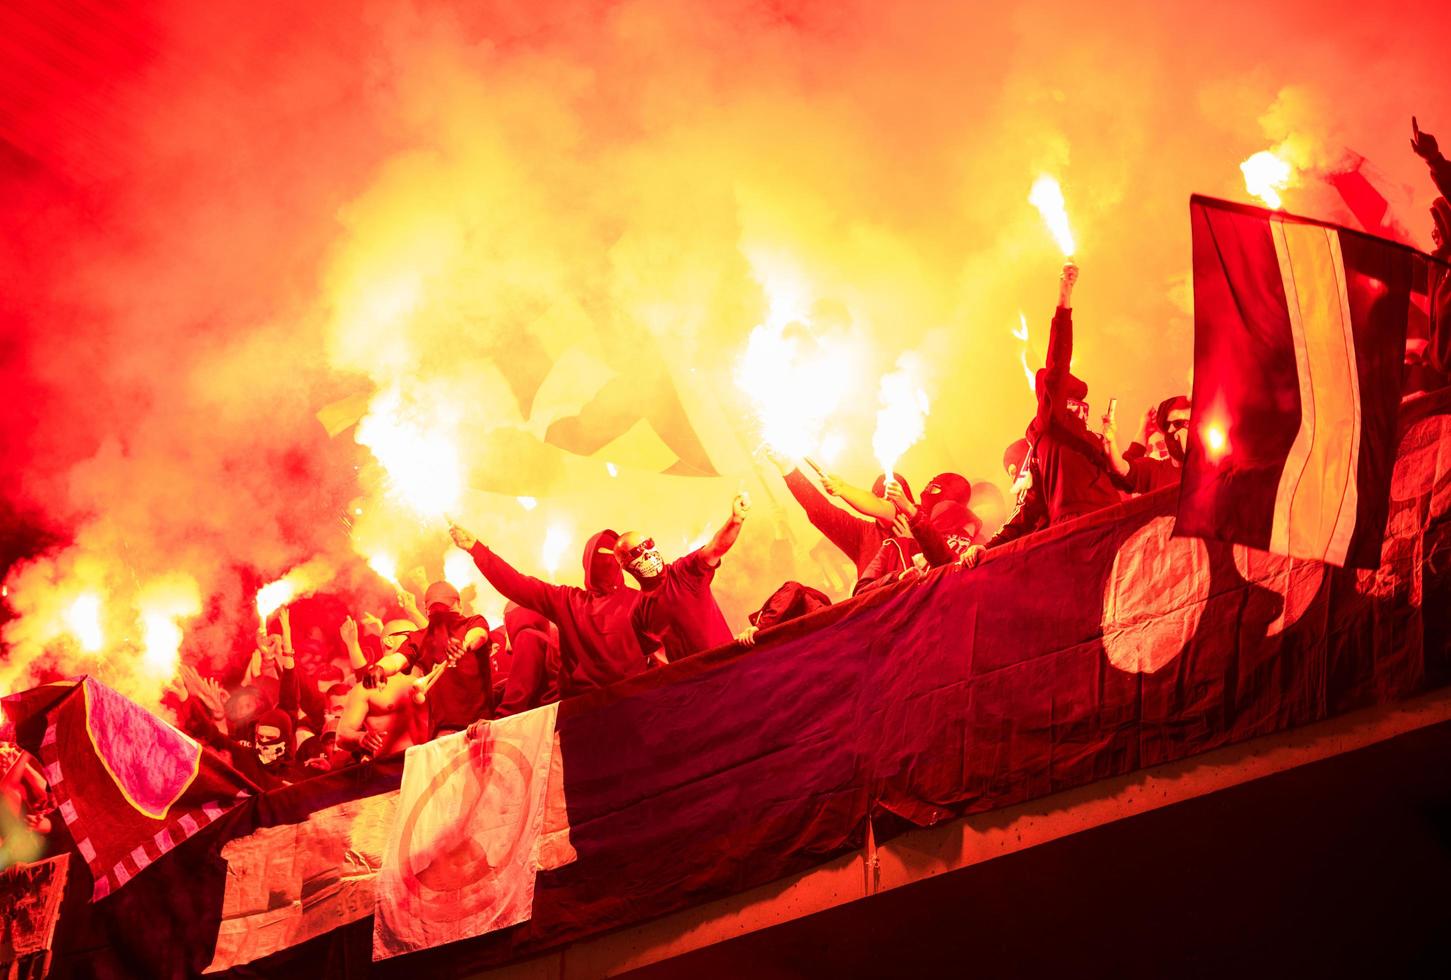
1268 220 1363 566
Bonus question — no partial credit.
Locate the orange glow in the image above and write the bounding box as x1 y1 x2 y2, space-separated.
254 578 297 626
1028 176 1076 256
1240 150 1294 210
443 549 478 589
355 386 463 519
138 578 201 680
367 552 399 586
872 359 931 481
64 593 105 653
1203 423 1230 462
1014 312 1036 393
541 524 572 577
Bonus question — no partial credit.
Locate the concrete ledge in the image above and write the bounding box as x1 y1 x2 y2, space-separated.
471 685 1451 979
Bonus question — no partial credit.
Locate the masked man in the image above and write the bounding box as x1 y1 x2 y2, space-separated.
765 450 916 589
1103 395 1190 494
449 524 651 695
234 709 307 790
373 582 491 739
618 494 749 662
965 263 1121 567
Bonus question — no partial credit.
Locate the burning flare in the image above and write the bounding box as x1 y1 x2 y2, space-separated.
64 593 105 653
872 358 931 481
541 524 572 577
138 577 201 680
1014 311 1036 393
1240 150 1294 210
737 320 862 461
366 552 399 587
1028 176 1077 256
355 386 463 519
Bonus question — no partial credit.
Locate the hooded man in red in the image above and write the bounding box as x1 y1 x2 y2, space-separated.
765 450 915 588
449 523 649 696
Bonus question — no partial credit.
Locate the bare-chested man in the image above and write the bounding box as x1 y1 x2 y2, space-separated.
336 619 429 759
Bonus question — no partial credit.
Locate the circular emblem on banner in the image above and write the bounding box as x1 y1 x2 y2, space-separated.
1101 516 1211 674
393 736 533 919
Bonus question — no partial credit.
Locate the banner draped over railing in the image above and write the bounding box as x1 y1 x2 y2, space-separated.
6 392 1450 979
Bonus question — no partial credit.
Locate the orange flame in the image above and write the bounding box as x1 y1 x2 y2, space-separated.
1014 311 1036 393
1028 176 1076 256
1240 150 1294 210
366 552 399 586
355 386 463 519
64 593 105 653
872 359 930 480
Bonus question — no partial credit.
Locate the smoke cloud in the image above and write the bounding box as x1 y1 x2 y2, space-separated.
2 0 1448 703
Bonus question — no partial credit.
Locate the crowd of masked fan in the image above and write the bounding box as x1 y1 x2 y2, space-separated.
5 117 1447 822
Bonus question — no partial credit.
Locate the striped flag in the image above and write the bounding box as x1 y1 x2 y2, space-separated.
1176 196 1441 568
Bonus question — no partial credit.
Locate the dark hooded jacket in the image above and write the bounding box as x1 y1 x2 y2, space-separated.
1111 396 1187 495
497 603 561 716
469 530 646 697
907 475 975 565
993 306 1121 546
230 708 307 791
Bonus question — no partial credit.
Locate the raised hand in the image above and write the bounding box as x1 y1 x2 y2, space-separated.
1412 116 1441 161
448 522 478 551
731 492 752 522
820 473 845 497
884 480 916 518
891 512 913 538
762 447 793 475
339 615 358 647
1059 261 1080 307
359 612 384 635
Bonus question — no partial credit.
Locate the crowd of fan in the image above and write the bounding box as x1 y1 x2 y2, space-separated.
2 118 1448 842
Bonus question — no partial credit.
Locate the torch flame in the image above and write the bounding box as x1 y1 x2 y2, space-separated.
1014 312 1036 393
355 386 463 519
872 359 931 481
64 593 105 653
138 578 201 681
1028 175 1077 256
736 321 863 460
367 552 399 586
443 549 477 589
541 524 572 577
1240 150 1294 210
255 578 297 626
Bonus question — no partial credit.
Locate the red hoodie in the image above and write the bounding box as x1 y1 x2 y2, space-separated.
468 529 647 697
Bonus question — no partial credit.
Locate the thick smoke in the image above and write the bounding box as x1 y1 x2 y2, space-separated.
2 0 1449 702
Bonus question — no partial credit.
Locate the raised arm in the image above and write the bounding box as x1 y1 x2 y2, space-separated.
448 522 564 619
780 466 874 557
820 471 896 523
1412 116 1451 199
700 494 751 566
1035 262 1079 432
